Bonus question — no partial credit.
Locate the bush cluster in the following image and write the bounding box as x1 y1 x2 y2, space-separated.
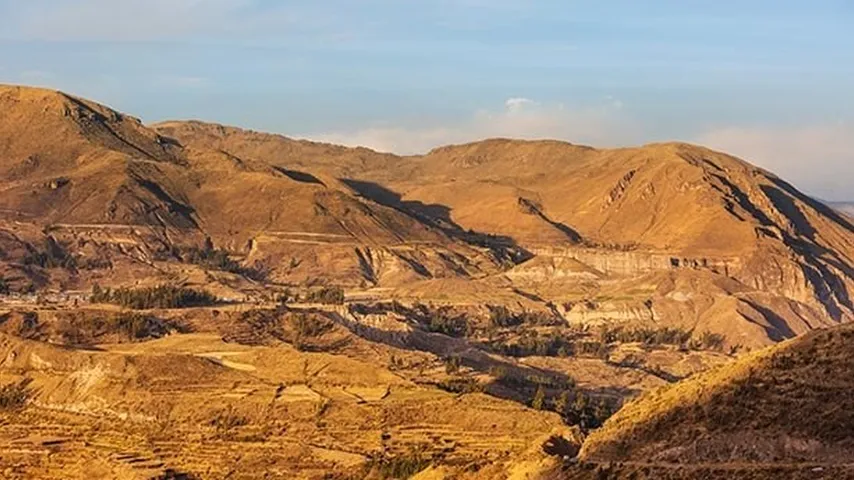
488 305 563 328
367 451 432 479
597 325 693 346
437 377 483 395
173 241 266 280
304 286 345 305
90 284 218 309
23 238 77 270
56 311 177 345
0 378 33 412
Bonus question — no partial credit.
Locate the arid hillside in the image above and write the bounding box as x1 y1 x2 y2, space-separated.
1 84 853 479
0 85 506 290
156 119 854 348
570 321 854 477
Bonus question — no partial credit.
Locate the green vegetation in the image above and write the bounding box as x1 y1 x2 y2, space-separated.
531 385 546 410
555 391 621 431
486 330 577 357
0 378 33 412
367 451 432 479
597 325 693 346
694 331 726 351
174 240 267 280
236 308 336 351
598 325 727 352
437 377 483 395
443 356 462 374
304 286 345 305
90 284 218 309
289 312 335 351
414 305 470 337
56 311 179 345
488 305 563 328
23 237 76 270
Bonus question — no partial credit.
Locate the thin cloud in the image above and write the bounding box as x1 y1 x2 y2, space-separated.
696 123 854 200
305 97 637 155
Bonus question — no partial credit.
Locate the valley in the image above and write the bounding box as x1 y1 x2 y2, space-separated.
0 84 853 479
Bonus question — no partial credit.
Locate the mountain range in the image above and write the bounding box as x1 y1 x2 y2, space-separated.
1 84 853 479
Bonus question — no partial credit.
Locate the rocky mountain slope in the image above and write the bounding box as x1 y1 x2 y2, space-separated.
0 85 504 290
2 83 854 479
156 120 854 348
577 321 854 473
1 84 852 345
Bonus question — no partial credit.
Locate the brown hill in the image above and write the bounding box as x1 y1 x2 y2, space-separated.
0 86 503 288
156 122 854 347
0 84 852 346
579 321 854 468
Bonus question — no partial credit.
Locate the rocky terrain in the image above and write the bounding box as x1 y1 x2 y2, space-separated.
0 84 852 479
546 321 854 479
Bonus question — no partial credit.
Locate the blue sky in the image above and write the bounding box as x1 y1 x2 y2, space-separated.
0 0 852 199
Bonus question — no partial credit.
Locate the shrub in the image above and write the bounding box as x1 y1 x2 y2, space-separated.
209 406 249 438
418 307 469 338
112 312 173 340
488 306 563 328
443 356 462 375
23 237 77 270
485 331 576 358
173 241 267 281
304 286 345 305
437 377 483 395
55 311 177 345
597 326 693 347
289 313 334 351
367 452 432 479
91 284 218 309
0 378 34 412
694 331 726 351
531 386 546 410
488 306 525 328
560 392 621 431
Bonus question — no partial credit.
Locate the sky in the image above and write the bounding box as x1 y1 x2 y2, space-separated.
0 0 852 200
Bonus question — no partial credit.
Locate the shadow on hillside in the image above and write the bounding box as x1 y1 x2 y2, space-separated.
331 311 637 407
340 179 533 264
769 177 854 234
272 166 327 187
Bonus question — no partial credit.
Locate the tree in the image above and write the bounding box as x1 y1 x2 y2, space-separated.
532 386 546 410
554 390 570 416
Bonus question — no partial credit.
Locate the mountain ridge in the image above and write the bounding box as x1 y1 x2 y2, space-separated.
0 84 852 347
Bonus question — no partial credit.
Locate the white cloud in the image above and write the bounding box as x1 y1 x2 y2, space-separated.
305 97 637 155
696 123 854 200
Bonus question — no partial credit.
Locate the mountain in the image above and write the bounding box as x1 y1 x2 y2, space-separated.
0 85 505 290
2 84 854 479
574 321 854 476
156 121 854 347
